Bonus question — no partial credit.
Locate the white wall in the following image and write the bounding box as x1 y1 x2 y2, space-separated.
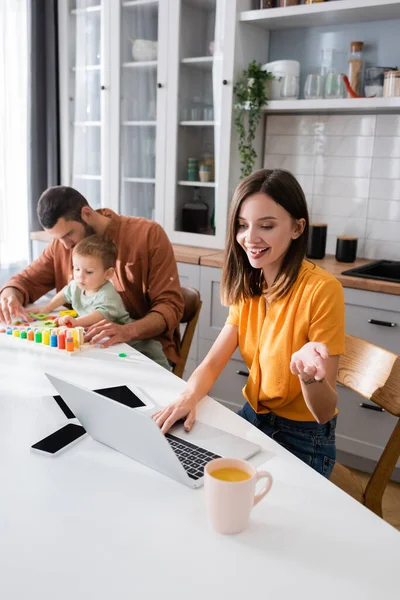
264 114 400 261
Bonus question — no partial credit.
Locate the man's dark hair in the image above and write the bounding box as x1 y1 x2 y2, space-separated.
37 186 90 229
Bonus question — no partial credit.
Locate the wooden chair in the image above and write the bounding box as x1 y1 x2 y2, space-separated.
172 287 202 379
330 334 400 517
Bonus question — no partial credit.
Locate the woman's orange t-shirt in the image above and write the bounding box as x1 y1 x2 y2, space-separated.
226 261 345 422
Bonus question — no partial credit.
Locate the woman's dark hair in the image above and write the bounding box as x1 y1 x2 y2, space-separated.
221 169 309 306
37 186 90 229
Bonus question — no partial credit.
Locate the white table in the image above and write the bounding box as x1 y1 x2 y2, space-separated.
0 335 398 600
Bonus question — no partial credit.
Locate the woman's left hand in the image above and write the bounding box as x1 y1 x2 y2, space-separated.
290 342 329 383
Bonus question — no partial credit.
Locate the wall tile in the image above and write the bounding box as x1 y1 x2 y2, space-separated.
372 137 400 158
366 220 400 243
316 136 374 157
312 195 368 219
313 176 369 199
321 115 376 137
263 115 400 260
266 115 325 136
367 198 400 221
265 135 316 156
263 154 314 175
369 178 400 201
371 158 400 179
364 240 400 261
311 214 366 238
376 115 400 137
314 156 371 178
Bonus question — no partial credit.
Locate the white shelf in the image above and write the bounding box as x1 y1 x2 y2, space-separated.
122 61 158 68
122 121 156 126
178 181 215 188
179 121 215 126
123 177 156 183
123 0 158 7
263 98 400 114
73 121 101 126
240 0 400 31
71 5 101 15
74 174 101 181
72 65 100 72
181 57 213 70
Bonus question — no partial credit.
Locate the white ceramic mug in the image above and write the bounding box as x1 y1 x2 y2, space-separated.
204 457 273 535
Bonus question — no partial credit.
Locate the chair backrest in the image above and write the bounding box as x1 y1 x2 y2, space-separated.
337 334 400 515
173 287 202 379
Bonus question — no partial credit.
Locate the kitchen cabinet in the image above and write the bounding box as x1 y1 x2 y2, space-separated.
58 0 247 249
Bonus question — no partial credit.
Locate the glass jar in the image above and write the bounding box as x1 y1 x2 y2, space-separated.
383 71 400 98
348 41 364 97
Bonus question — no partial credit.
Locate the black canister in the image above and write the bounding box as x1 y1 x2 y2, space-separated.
335 236 358 263
182 189 209 234
306 223 327 259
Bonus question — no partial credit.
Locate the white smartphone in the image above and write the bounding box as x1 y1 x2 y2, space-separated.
31 423 87 457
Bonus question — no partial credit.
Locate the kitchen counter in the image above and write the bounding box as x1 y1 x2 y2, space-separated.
29 231 400 296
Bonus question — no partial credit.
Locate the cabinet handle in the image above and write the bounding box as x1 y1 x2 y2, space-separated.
157 83 163 88
367 319 397 328
222 79 228 85
359 402 384 413
236 370 249 377
101 85 106 90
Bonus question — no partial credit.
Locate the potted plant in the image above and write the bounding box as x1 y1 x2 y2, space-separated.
233 61 273 178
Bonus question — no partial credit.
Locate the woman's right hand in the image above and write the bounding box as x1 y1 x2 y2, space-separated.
152 393 197 434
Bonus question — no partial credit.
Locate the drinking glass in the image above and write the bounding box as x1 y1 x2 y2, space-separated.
324 72 345 99
281 75 299 100
304 74 324 100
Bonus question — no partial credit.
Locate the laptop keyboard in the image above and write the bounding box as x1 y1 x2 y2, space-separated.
166 434 221 480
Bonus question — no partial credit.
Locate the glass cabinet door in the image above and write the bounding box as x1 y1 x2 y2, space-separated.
67 0 104 209
165 0 233 248
118 0 166 221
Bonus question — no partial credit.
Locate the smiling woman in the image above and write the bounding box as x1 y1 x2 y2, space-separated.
154 169 345 479
0 0 29 267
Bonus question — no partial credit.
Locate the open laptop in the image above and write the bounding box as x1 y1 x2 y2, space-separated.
45 373 261 489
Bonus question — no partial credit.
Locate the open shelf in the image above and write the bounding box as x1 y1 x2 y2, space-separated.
74 121 101 126
73 65 100 71
123 0 158 7
123 61 158 68
240 0 400 31
181 57 213 70
71 5 101 15
123 177 156 183
179 121 215 126
263 97 400 114
74 174 101 180
122 121 157 126
178 181 215 188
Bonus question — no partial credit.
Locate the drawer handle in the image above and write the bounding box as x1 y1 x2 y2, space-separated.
368 319 397 328
236 370 249 377
359 402 384 413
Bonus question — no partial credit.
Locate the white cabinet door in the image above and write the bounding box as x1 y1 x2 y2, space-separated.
336 385 400 468
58 0 107 210
164 0 236 249
345 304 400 355
198 337 247 411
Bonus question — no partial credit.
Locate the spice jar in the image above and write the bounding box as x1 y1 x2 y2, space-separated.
348 41 364 97
383 71 400 98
